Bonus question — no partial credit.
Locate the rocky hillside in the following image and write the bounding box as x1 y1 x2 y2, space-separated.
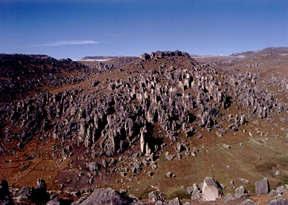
0 50 288 204
0 54 93 102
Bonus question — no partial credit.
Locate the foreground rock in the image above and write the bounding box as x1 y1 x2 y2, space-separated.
240 199 256 205
79 188 134 205
268 198 288 205
255 177 270 195
201 177 222 201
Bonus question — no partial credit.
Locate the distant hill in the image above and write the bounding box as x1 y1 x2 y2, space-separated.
0 54 89 102
231 47 288 57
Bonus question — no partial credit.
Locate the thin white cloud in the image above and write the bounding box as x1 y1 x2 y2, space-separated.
34 40 99 47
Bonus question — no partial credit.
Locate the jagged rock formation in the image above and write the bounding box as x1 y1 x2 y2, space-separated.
0 51 283 158
0 51 283 160
0 50 287 205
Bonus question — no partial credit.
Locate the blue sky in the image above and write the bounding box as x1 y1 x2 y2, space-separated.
0 0 287 59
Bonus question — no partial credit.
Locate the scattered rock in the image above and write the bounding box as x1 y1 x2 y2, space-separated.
167 197 181 205
234 185 247 199
15 186 32 202
190 184 201 200
222 144 231 149
148 191 165 202
223 193 235 203
201 177 222 201
47 198 61 205
166 171 175 178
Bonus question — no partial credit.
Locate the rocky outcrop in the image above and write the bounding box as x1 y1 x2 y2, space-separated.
0 52 283 161
255 178 270 195
201 177 222 201
78 188 134 205
140 51 190 60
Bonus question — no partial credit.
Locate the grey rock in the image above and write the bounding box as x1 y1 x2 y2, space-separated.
239 199 256 205
148 191 165 202
87 162 100 173
234 185 247 199
255 177 269 195
276 185 287 195
47 198 61 205
79 188 134 205
165 152 174 161
268 198 288 205
201 177 222 201
15 186 32 201
223 193 235 203
176 143 187 153
166 171 175 178
167 197 181 205
186 186 194 195
190 184 201 201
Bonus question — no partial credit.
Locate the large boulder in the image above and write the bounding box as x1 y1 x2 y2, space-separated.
201 177 222 201
255 178 269 195
79 188 134 205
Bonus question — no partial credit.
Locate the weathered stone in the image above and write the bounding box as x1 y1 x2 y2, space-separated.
165 152 174 161
275 185 287 195
15 187 32 202
165 171 175 178
79 188 133 205
47 198 61 205
190 184 201 200
148 191 165 202
223 193 235 203
201 177 222 201
176 143 187 153
87 162 100 173
234 185 247 199
268 198 288 205
167 197 181 205
131 161 142 174
240 199 256 205
255 178 269 195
